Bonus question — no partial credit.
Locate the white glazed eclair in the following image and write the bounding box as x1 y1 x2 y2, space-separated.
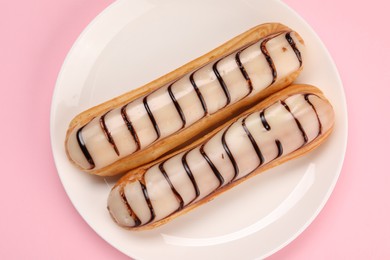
107 84 335 230
65 23 305 176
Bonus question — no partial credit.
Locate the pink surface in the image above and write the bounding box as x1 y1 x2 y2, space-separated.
1 0 389 259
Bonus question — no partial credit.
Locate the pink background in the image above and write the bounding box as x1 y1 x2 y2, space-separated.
1 0 389 259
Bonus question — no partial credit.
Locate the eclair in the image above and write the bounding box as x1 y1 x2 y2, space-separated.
107 84 335 230
65 23 305 176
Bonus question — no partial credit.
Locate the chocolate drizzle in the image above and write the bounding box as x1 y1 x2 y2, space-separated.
212 60 231 107
304 94 322 135
168 84 186 129
242 118 264 165
285 32 303 67
121 104 141 151
260 111 271 131
222 125 239 181
143 96 161 139
100 111 120 156
159 162 185 210
119 186 141 227
275 139 283 158
281 100 308 145
200 144 225 187
260 37 277 84
76 126 95 169
139 180 156 225
190 72 208 116
182 151 200 203
235 50 254 94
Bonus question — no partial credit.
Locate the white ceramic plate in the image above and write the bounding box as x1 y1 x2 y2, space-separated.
50 0 347 259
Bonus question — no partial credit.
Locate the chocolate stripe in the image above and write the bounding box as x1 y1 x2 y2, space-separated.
121 104 141 151
221 126 239 181
200 144 224 187
182 151 200 203
190 72 208 116
143 96 161 139
275 139 283 158
167 83 186 129
281 100 308 144
235 50 253 94
76 125 95 169
304 94 322 135
159 162 184 210
119 186 141 227
100 111 120 156
212 60 231 107
260 111 271 131
285 32 302 67
242 118 264 165
139 180 156 225
260 37 277 84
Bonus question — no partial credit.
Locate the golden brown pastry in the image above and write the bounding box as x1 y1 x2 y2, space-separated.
65 23 305 176
107 84 335 230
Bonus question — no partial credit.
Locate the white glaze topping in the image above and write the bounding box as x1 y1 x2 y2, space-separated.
68 31 304 170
